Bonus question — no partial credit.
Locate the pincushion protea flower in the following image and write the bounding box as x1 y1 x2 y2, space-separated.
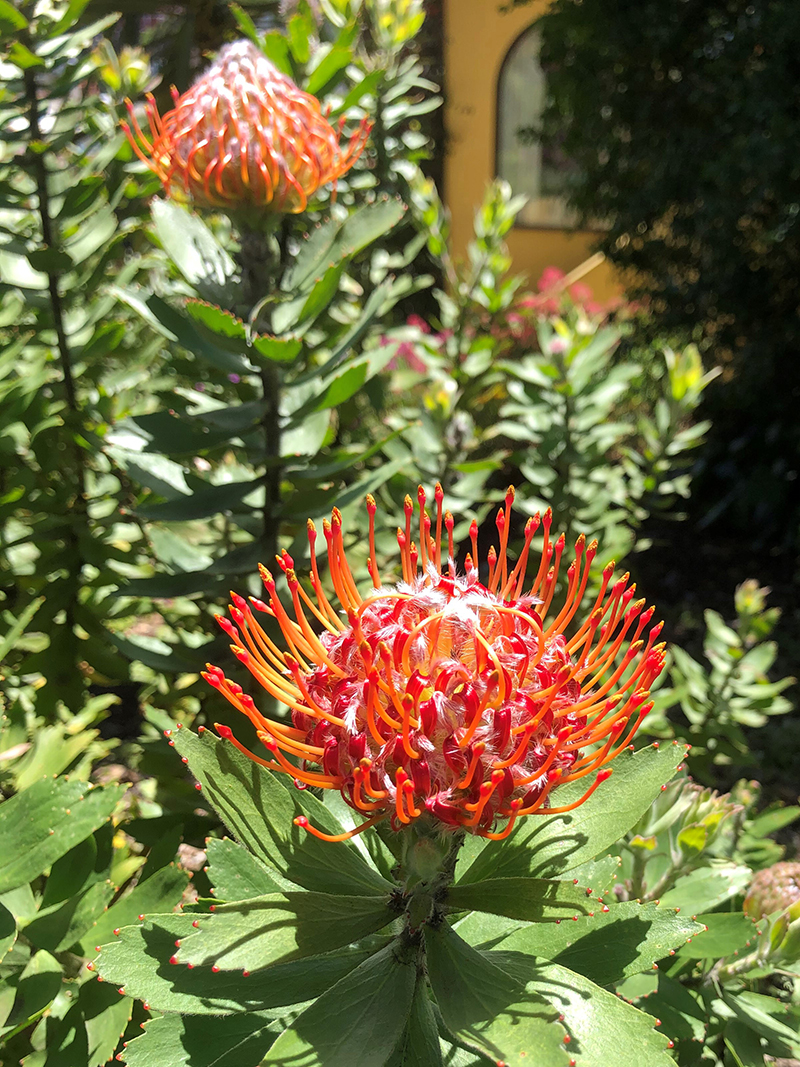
203 487 666 842
122 40 371 212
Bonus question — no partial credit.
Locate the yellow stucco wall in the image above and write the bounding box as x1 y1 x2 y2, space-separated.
443 0 622 302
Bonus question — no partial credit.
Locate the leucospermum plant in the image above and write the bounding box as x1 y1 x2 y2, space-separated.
95 488 702 1067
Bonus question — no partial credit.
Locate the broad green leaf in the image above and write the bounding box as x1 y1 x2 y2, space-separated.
387 976 443 1067
185 301 302 363
676 912 759 959
425 923 567 1067
40 836 97 908
722 989 800 1055
172 727 392 897
283 199 406 293
97 915 377 1015
25 880 116 954
489 900 702 986
136 478 262 522
3 950 61 1037
150 200 239 301
458 743 688 884
77 863 188 953
42 980 132 1067
253 335 303 363
0 0 28 29
0 780 124 894
112 288 247 374
0 903 16 962
229 2 261 47
746 806 800 838
659 863 752 913
261 942 416 1067
497 952 677 1066
308 362 368 411
176 892 396 972
305 45 351 95
634 972 706 1045
447 877 595 923
123 1010 283 1067
724 1019 767 1067
561 855 621 893
206 838 283 902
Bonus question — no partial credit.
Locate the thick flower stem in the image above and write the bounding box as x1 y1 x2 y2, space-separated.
237 222 284 567
261 361 282 563
23 56 88 694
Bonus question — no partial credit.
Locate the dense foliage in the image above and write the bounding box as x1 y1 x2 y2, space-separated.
520 0 800 540
0 1 798 1065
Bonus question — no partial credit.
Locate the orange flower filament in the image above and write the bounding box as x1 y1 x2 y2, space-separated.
203 486 666 842
122 40 371 212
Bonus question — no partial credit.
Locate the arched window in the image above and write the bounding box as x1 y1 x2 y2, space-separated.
496 24 577 228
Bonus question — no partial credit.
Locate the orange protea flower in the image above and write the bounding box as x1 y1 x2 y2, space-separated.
203 486 666 842
122 40 371 212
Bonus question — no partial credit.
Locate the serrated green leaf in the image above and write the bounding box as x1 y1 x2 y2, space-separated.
458 743 688 885
206 839 284 902
0 780 124 895
496 952 677 1066
96 915 377 1016
252 334 303 363
676 912 759 959
488 900 699 981
172 728 392 897
447 877 595 923
659 863 752 913
123 1010 283 1067
77 863 189 953
42 980 132 1067
635 972 706 1045
261 942 416 1067
425 923 568 1067
176 892 396 972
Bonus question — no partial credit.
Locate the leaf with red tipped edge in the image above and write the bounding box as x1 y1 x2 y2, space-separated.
205 838 283 902
456 900 703 987
171 727 393 897
39 978 133 1067
446 877 596 924
174 892 396 973
457 743 689 886
77 864 188 955
495 952 678 1067
121 1010 284 1067
95 914 377 1016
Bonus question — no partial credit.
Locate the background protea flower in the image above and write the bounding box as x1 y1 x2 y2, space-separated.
204 487 666 842
122 40 371 212
744 861 800 919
